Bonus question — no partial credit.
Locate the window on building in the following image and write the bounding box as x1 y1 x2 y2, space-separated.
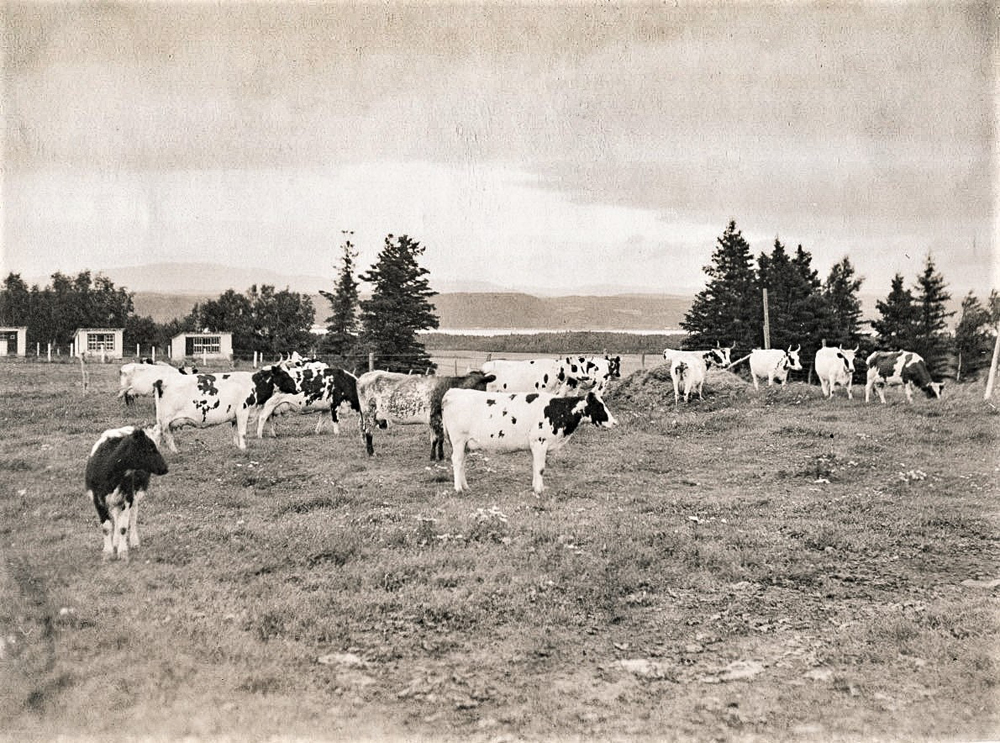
86 332 115 351
185 336 221 355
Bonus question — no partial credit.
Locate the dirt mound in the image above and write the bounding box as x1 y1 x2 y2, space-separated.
606 364 749 406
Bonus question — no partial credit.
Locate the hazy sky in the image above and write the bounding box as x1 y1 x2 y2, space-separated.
2 2 996 296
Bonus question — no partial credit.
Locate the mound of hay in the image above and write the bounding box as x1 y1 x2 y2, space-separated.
605 364 750 407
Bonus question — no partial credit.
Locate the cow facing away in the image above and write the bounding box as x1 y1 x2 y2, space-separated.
442 389 618 495
815 345 859 399
253 361 360 438
865 351 944 403
356 370 497 459
85 426 168 561
118 360 198 405
152 372 259 452
481 355 619 397
748 346 803 390
664 347 732 404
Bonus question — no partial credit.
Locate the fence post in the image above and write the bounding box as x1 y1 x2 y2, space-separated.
152 346 156 362
762 288 771 350
486 353 492 363
47 343 52 362
984 325 1000 400
368 352 375 372
641 352 645 369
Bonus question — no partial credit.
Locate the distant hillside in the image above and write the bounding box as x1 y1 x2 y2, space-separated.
132 291 694 330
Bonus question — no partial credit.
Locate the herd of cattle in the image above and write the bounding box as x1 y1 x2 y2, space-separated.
86 345 943 560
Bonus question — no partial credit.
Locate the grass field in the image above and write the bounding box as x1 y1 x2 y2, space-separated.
1 360 997 742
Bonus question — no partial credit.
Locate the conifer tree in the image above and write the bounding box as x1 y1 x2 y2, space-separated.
358 234 439 372
319 232 361 363
822 257 864 344
911 254 954 376
871 273 918 350
954 291 995 380
680 220 759 351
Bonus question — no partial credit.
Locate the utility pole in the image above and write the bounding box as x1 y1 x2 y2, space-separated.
985 325 1000 401
762 288 771 350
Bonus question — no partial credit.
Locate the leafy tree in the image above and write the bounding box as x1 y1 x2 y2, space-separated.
911 254 954 377
680 220 760 351
954 291 996 380
319 232 361 363
188 285 315 358
123 315 161 356
822 257 864 345
0 274 31 326
871 273 918 350
358 234 439 372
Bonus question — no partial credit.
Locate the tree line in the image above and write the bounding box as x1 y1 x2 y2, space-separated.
2 221 996 380
680 220 998 380
0 233 440 372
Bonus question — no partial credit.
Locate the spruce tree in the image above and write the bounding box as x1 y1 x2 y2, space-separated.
358 234 440 372
822 257 864 345
954 291 994 380
912 254 954 376
319 232 361 363
871 274 918 350
680 220 759 351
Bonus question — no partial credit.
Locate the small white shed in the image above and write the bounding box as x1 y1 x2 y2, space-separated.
171 332 233 361
0 327 27 357
73 328 124 359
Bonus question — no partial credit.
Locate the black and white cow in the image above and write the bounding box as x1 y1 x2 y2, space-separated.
748 346 803 390
85 426 168 561
152 371 261 452
252 361 361 438
356 369 497 458
481 355 620 396
441 389 618 495
664 346 732 404
815 344 859 399
118 360 198 406
865 350 944 403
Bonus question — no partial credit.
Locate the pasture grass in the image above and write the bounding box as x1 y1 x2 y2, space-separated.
0 360 997 742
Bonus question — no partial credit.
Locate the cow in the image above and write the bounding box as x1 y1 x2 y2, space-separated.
663 346 732 404
865 350 944 403
748 345 803 390
815 344 859 399
253 361 361 438
85 426 168 561
118 360 198 406
442 389 618 495
355 370 497 459
151 371 261 452
481 355 620 396
662 344 732 369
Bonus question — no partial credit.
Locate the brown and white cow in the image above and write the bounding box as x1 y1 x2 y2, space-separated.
865 351 944 403
86 426 168 561
356 370 497 459
441 388 618 495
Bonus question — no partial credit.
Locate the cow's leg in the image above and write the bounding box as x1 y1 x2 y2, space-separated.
128 493 141 549
751 374 760 391
451 440 468 493
845 380 853 400
328 406 340 436
101 518 114 559
530 442 548 495
315 416 325 435
671 372 681 405
904 382 914 403
877 384 887 404
864 379 874 403
161 424 179 454
111 505 130 561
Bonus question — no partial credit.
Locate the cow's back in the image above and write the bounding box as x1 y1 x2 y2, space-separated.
443 389 548 451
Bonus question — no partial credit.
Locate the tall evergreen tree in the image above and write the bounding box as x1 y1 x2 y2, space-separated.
319 232 361 362
911 254 954 376
871 273 918 350
358 234 439 372
954 291 995 380
822 256 864 344
680 220 760 351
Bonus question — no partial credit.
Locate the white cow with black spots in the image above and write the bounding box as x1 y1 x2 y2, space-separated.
481 355 620 397
865 350 944 403
748 346 803 390
152 372 260 452
442 389 617 495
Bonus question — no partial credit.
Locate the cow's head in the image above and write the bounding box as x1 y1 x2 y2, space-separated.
460 370 497 390
785 345 803 371
178 364 198 375
606 355 622 378
582 392 618 429
837 345 858 374
925 381 944 399
123 428 169 475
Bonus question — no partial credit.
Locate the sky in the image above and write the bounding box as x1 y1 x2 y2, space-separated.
2 2 996 298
